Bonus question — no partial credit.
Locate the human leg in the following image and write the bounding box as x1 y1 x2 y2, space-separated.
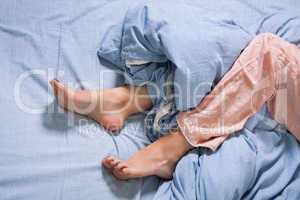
177 33 300 149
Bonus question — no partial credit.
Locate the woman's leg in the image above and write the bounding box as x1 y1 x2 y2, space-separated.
177 33 300 149
50 80 152 132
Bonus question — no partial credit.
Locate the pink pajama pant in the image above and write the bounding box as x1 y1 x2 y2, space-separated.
177 33 300 150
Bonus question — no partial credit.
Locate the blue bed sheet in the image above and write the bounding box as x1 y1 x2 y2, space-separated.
0 0 160 199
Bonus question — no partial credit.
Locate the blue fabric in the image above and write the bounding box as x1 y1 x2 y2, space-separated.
154 107 300 200
98 0 300 141
97 0 300 199
0 0 160 200
98 0 252 110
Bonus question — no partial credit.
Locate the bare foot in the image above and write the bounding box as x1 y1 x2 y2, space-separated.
102 131 193 180
50 79 130 132
102 149 175 180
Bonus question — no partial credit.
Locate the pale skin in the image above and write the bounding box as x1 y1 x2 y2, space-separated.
50 79 193 180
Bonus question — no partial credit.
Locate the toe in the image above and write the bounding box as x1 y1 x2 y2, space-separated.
102 156 121 169
50 80 75 109
50 79 59 96
109 157 121 168
112 162 132 180
50 79 66 97
50 79 58 87
102 156 114 168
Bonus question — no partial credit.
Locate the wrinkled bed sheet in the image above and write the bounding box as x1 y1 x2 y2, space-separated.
1 0 300 200
0 0 160 200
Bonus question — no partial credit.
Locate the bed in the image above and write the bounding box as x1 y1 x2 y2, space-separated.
1 0 300 199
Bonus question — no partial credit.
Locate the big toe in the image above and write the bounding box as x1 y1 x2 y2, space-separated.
50 79 75 109
102 156 121 170
50 79 66 96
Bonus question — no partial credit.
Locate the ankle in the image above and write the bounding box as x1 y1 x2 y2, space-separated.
160 132 193 162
